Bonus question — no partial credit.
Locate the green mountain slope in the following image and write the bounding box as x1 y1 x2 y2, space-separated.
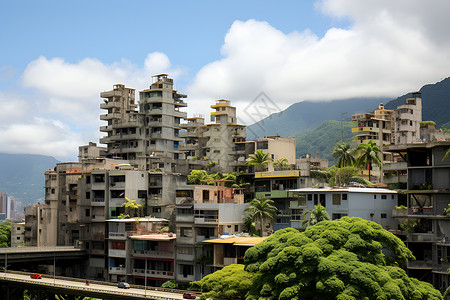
0 153 59 207
384 77 450 127
295 120 355 165
246 97 385 140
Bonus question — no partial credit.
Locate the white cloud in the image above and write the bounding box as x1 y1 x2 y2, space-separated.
0 52 183 160
188 0 450 124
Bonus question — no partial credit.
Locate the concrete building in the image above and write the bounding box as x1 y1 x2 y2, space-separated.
290 187 399 230
204 100 246 172
0 192 8 220
387 141 450 292
11 222 25 247
393 92 422 145
174 183 248 282
106 217 171 285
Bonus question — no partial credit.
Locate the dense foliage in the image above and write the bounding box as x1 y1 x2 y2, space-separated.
244 198 278 236
243 217 441 300
0 220 10 248
332 142 356 168
186 170 244 188
186 217 444 300
192 264 256 300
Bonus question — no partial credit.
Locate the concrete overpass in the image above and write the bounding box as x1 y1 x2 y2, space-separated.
0 271 189 300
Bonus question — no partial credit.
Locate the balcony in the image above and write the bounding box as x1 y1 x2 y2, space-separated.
150 133 162 139
100 113 121 120
132 269 174 279
92 198 105 206
407 233 438 242
92 215 105 222
176 215 194 223
384 175 407 184
178 144 198 151
100 101 120 109
195 218 218 224
133 250 174 259
100 125 113 132
109 249 127 257
109 266 126 275
392 208 408 218
256 190 290 199
383 162 407 171
223 257 238 266
255 170 299 179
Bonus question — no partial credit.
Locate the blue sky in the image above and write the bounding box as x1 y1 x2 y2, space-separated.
1 0 450 161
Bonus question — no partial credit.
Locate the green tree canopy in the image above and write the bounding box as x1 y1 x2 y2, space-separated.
273 158 289 169
192 264 256 300
244 198 278 236
0 221 10 248
242 217 441 300
196 218 443 299
332 142 356 168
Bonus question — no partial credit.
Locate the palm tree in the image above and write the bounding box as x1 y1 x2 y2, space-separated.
122 197 142 217
272 158 289 169
302 205 330 227
244 198 278 236
443 148 450 161
332 142 356 168
247 150 272 172
355 140 382 182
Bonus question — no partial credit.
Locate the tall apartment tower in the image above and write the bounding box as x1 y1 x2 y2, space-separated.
99 84 141 161
139 74 187 166
0 192 7 220
393 92 422 145
205 100 246 172
179 115 206 158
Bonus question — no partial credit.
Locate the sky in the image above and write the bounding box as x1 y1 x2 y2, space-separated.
1 0 450 161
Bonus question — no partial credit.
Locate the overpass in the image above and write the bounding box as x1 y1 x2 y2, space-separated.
0 271 189 300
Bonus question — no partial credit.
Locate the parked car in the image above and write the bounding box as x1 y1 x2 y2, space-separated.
30 273 42 279
183 292 197 299
118 282 130 289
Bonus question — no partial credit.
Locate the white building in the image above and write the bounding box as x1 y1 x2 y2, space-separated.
289 187 399 230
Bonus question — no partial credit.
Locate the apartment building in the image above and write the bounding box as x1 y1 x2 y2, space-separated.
290 187 398 230
174 183 248 282
106 217 172 285
11 222 25 247
387 141 450 292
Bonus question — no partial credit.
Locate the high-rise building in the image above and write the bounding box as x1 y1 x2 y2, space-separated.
0 192 8 220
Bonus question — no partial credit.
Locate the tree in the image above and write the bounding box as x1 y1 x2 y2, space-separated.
443 148 450 161
302 205 330 227
0 221 11 248
242 213 257 236
355 140 382 182
247 150 272 171
121 197 142 217
187 170 209 184
244 198 278 236
273 158 289 169
332 142 356 168
242 217 442 300
191 264 256 300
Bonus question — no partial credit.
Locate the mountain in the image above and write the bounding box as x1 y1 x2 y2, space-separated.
0 153 59 207
295 120 355 165
246 97 386 141
248 77 450 165
384 77 450 127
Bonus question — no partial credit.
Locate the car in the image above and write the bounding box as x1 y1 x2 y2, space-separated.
118 282 130 289
30 273 42 279
183 292 197 299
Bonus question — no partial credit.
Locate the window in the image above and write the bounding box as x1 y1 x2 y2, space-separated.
381 213 387 218
332 194 341 205
381 194 387 199
85 209 90 217
152 207 161 213
373 195 377 199
178 247 193 255
256 141 268 149
86 191 90 199
180 227 192 237
307 194 312 201
235 225 239 232
17 227 20 231
391 195 395 199
342 194 348 200
51 188 55 194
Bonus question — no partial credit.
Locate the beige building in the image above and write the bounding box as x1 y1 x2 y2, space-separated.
11 222 25 247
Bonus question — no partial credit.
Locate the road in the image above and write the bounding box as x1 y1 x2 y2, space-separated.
2 272 188 299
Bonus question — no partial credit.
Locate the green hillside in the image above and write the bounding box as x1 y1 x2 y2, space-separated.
295 120 355 166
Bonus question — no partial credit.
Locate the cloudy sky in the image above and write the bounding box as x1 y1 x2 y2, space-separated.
1 0 450 161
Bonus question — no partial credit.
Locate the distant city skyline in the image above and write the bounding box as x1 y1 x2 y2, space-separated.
1 0 450 161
